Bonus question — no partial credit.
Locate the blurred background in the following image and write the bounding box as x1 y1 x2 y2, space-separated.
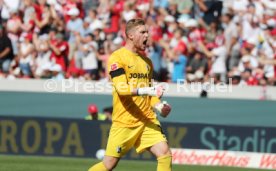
0 0 275 85
0 0 276 170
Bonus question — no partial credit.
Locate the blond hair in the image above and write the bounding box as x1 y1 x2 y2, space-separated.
125 18 145 37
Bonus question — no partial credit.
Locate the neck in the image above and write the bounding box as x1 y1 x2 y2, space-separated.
125 40 139 54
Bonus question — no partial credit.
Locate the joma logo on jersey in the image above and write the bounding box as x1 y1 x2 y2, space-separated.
129 73 150 79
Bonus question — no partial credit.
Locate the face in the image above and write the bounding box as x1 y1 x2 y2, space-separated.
89 10 96 19
243 61 250 68
210 22 217 30
129 25 149 51
221 15 229 24
85 35 92 43
242 71 251 80
83 22 89 28
24 0 32 6
247 6 255 14
194 52 201 60
38 0 46 5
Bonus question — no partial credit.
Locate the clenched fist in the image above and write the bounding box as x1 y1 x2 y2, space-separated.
155 101 171 118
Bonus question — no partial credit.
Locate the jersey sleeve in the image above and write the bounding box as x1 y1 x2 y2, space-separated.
107 53 134 96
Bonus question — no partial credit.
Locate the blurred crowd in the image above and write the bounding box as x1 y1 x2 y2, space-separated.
0 0 276 86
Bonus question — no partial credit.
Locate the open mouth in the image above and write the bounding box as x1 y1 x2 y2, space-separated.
143 39 148 46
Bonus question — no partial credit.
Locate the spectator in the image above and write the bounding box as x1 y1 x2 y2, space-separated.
21 0 36 33
6 10 21 56
147 15 163 42
18 33 35 77
199 0 222 25
167 2 181 19
153 0 169 9
1 0 20 20
186 19 204 50
160 28 188 82
0 25 14 74
203 21 219 46
0 0 274 86
49 63 64 80
82 17 92 36
199 31 227 82
171 0 193 16
122 2 136 22
85 104 109 121
149 41 163 81
93 28 105 52
171 47 187 83
87 9 103 33
259 30 276 85
66 7 83 60
238 55 258 73
232 0 249 13
33 0 52 35
240 68 259 86
103 106 113 121
103 2 121 34
33 34 52 78
186 51 208 82
49 32 69 72
75 33 99 80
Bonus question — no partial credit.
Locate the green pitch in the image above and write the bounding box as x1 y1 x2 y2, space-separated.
0 155 269 171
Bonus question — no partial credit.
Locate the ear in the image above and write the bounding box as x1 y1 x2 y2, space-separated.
128 33 134 41
126 28 136 41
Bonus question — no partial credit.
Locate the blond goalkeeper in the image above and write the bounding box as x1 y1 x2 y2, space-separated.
88 18 172 171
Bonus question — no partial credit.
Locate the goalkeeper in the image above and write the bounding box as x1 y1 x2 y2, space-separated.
88 18 172 171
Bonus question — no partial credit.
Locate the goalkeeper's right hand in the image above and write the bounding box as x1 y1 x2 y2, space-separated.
137 85 165 98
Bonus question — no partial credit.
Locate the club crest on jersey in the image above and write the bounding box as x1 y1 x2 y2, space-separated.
116 146 122 153
110 63 118 71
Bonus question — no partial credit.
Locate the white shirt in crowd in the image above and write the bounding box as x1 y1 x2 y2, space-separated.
1 0 20 19
224 20 238 52
238 55 258 72
211 46 227 74
261 0 276 10
251 42 275 77
35 51 51 76
19 43 34 65
89 19 103 32
81 42 98 70
241 17 262 41
122 10 136 22
232 0 249 12
82 51 98 70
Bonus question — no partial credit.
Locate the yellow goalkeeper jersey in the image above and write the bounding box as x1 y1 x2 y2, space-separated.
107 47 160 127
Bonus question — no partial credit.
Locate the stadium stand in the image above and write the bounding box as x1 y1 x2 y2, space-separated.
0 0 275 86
